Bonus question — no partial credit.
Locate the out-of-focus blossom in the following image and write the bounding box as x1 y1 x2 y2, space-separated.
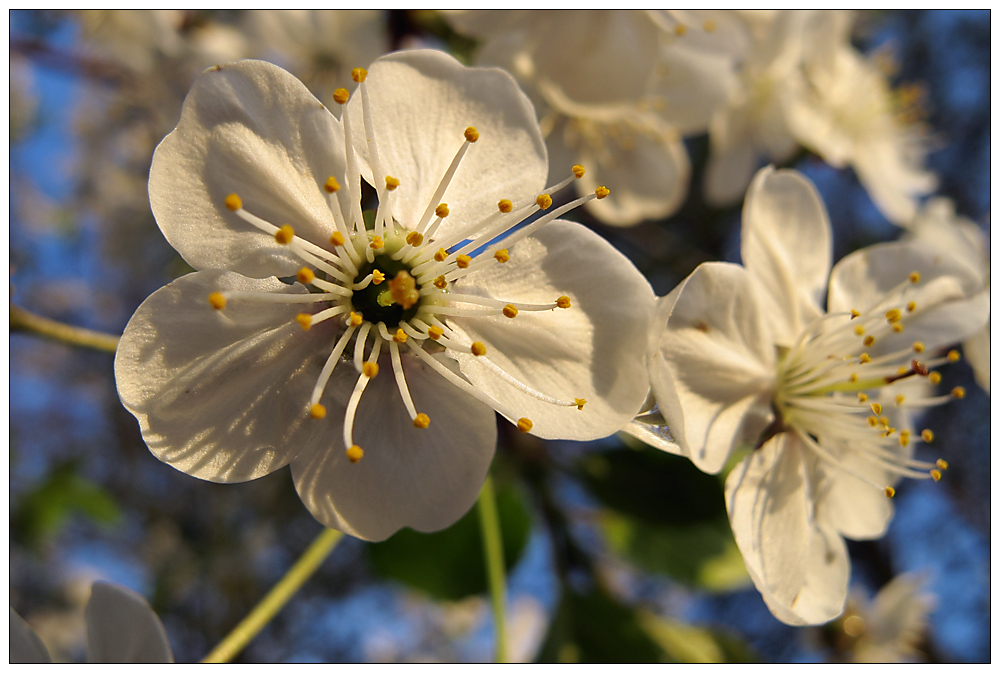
115 52 654 541
835 573 935 662
11 582 173 663
640 167 988 624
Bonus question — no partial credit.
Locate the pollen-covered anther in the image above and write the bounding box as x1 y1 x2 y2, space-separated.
224 193 242 211
385 176 400 191
909 271 921 284
351 67 367 83
208 292 227 310
349 312 363 327
850 309 861 319
885 308 902 323
929 371 942 384
372 269 385 285
869 402 883 415
498 199 513 213
413 413 430 429
434 248 448 262
674 23 687 36
574 398 587 410
906 301 917 313
859 353 871 364
330 231 346 246
910 341 925 353
929 468 943 481
898 430 911 447
849 373 859 383
895 394 905 405
471 341 487 356
867 416 878 427
435 203 450 218
536 194 553 210
296 313 313 331
456 255 471 269
857 392 868 402
405 231 424 247
324 176 341 193
502 304 518 319
346 445 364 462
433 275 448 289
892 323 904 333
854 325 865 336
556 296 571 309
332 88 350 105
370 235 385 250
951 386 966 399
393 328 407 344
863 335 876 347
494 249 510 263
310 403 327 419
388 270 419 309
517 417 533 433
595 186 610 199
297 267 315 284
921 429 934 443
427 326 444 340
362 361 380 378
947 350 961 362
275 224 295 244
703 19 717 32
572 164 585 179
464 126 479 143
884 486 896 498
936 458 949 470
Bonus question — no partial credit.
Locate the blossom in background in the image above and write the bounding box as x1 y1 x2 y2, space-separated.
638 167 988 624
11 582 173 663
904 198 990 393
834 573 935 663
114 52 654 541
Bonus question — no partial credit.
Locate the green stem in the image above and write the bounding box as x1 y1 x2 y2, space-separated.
478 475 508 663
201 527 343 663
10 304 120 353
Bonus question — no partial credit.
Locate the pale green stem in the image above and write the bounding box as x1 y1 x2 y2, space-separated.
10 304 120 353
201 527 344 663
477 475 508 663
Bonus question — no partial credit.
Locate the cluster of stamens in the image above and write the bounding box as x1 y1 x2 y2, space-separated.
773 271 964 498
207 67 606 463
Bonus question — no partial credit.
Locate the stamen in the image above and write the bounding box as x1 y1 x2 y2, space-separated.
225 193 243 211
275 224 295 245
346 445 364 463
498 199 513 213
333 88 350 105
572 164 585 178
517 418 533 433
208 292 226 310
470 342 487 356
310 403 327 419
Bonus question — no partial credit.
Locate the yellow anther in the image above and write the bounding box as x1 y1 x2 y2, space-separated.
330 231 346 246
433 275 448 289
434 248 448 262
849 373 859 383
882 427 896 437
405 231 424 247
870 402 882 415
393 328 407 343
857 392 868 402
884 486 895 498
854 325 865 336
703 19 717 32
556 296 571 309
574 398 587 410
208 292 227 310
370 235 385 250
297 267 315 284
863 335 876 347
947 350 960 362
224 193 243 211
906 301 917 313
936 459 949 470
572 164 585 179
921 429 934 443
517 417 533 433
471 341 487 356
385 176 400 191
929 371 942 384
351 67 367 83
435 203 450 218
899 430 911 447
349 312 363 327
909 271 921 284
674 23 687 36
498 199 513 213
885 308 902 323
427 326 444 340
275 224 295 245
333 88 350 105
464 126 479 143
363 361 380 378
892 323 904 333
494 249 510 263
930 469 942 482
324 176 341 193
912 341 925 353
951 386 966 399
346 445 364 463
388 270 419 309
296 313 313 331
859 353 871 364
413 413 430 429
310 403 327 419
502 304 518 319
456 254 471 269
879 415 890 426
536 193 553 210
372 269 385 285
595 186 610 199
895 394 906 405
897 365 909 375
850 309 861 319
867 416 878 427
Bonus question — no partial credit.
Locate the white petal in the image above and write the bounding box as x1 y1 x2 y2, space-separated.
815 446 895 540
726 435 849 625
704 105 759 206
291 355 497 542
9 608 51 663
853 140 936 225
654 262 776 473
149 59 346 277
652 43 737 135
741 167 830 344
448 219 655 440
114 270 328 483
85 582 173 663
347 50 547 241
964 323 990 394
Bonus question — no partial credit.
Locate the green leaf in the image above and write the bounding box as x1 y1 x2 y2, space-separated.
638 612 759 663
367 480 532 601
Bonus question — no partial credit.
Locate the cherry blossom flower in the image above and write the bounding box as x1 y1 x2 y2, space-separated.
115 52 654 541
638 167 988 624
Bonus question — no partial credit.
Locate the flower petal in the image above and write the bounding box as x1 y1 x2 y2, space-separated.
741 167 830 344
85 582 173 663
149 59 346 277
726 434 849 625
653 262 776 473
291 355 497 542
114 269 329 483
347 50 547 241
964 323 990 394
448 219 655 440
9 608 51 663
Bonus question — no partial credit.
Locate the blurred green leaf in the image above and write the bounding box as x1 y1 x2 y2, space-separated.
638 612 759 663
367 480 532 601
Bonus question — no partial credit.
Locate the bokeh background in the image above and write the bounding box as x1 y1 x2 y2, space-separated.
9 10 990 663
